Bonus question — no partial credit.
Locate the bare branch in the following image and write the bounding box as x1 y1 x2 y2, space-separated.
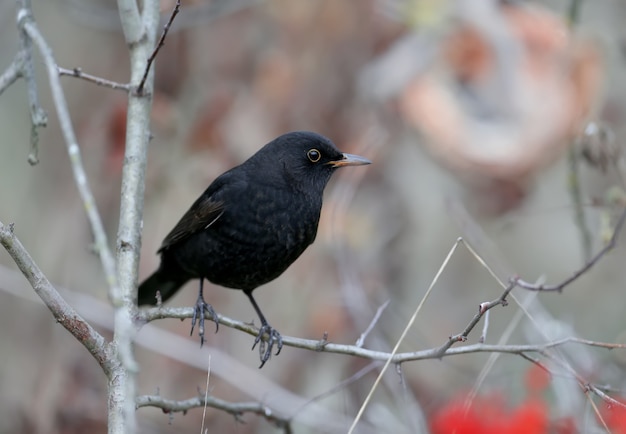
479 310 489 343
111 0 162 431
137 306 625 362
58 66 130 91
434 281 516 358
0 222 112 374
537 349 626 415
293 362 380 416
16 0 47 166
355 299 389 348
0 55 23 95
515 206 626 292
2 0 48 165
136 395 292 430
17 4 120 294
116 0 142 44
200 355 211 433
137 0 181 94
588 385 626 411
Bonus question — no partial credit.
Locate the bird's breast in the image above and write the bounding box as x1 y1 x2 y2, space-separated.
244 186 321 250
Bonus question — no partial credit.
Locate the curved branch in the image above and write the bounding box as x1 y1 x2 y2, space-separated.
0 222 113 375
514 207 626 292
434 280 517 358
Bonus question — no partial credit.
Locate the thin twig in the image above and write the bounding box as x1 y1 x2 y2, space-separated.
589 385 626 410
479 310 489 343
355 299 390 348
136 395 291 429
434 280 516 358
18 6 120 294
349 239 465 433
58 66 131 91
539 349 623 430
464 292 537 415
200 355 211 433
514 207 626 292
3 0 49 166
0 55 23 95
0 222 112 374
293 362 381 416
17 0 47 166
136 0 181 94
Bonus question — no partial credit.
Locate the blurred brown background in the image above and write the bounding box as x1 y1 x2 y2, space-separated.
1 0 626 433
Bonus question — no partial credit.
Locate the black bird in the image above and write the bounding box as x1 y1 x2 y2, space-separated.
138 131 370 366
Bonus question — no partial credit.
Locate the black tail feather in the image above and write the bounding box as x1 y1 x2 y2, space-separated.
137 270 189 306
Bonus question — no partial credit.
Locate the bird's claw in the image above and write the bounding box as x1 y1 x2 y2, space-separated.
190 298 219 347
252 324 283 368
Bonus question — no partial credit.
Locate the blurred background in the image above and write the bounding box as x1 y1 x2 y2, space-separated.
1 0 626 432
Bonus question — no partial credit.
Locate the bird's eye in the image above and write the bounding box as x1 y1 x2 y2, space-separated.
307 149 321 163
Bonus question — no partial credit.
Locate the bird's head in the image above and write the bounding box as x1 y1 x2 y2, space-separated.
252 131 371 193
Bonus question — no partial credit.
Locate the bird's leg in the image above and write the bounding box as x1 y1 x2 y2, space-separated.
190 278 219 346
245 290 283 368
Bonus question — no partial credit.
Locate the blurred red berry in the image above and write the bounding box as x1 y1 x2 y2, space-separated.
525 363 552 394
601 398 626 434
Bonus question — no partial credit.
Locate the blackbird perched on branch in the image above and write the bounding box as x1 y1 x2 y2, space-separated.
138 131 371 367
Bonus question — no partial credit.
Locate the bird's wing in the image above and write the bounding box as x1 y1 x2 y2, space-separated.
158 195 225 252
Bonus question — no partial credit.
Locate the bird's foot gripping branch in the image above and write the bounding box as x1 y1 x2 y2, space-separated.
189 278 219 345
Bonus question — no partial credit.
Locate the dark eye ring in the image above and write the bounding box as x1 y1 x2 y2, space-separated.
307 149 321 163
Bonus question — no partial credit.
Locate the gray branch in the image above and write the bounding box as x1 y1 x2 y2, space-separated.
110 0 161 432
58 66 131 91
0 0 48 165
138 306 625 363
0 222 112 374
17 0 47 165
136 395 292 431
0 55 23 95
16 0 120 296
